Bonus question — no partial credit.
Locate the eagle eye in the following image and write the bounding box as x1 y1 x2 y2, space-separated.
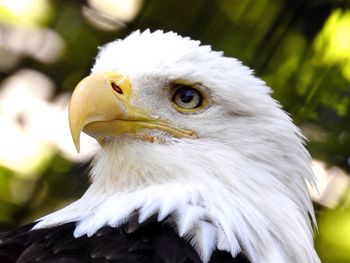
172 84 205 113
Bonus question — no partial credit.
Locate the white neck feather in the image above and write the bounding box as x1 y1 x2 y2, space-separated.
35 135 320 263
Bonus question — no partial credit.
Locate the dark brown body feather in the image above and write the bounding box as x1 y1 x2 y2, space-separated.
0 220 249 263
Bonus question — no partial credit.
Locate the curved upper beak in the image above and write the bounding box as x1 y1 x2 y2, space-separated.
69 72 195 152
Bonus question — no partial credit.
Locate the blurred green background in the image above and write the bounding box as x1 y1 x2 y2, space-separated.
0 0 350 262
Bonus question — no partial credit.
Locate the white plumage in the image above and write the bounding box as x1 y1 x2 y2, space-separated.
35 30 320 263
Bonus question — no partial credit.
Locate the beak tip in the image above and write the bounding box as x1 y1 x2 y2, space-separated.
75 143 81 154
69 123 82 154
72 134 81 153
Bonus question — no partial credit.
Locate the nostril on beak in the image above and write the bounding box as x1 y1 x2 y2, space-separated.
111 82 123 94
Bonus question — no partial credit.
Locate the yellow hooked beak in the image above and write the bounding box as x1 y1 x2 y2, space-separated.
69 72 195 152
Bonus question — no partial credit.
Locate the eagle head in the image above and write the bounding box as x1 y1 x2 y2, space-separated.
37 30 320 263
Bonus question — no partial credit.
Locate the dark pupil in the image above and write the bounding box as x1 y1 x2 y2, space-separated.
180 89 194 103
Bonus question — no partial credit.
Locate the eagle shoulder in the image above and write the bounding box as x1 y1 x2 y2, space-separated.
0 219 249 263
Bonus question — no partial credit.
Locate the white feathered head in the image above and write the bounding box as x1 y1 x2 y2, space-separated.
37 30 320 263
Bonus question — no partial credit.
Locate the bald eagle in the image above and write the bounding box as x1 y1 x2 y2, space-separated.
0 30 320 263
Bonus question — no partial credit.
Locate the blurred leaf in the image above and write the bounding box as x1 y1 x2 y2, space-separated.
0 0 53 27
316 193 350 263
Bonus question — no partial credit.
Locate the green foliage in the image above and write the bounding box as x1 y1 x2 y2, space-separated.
316 192 350 262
